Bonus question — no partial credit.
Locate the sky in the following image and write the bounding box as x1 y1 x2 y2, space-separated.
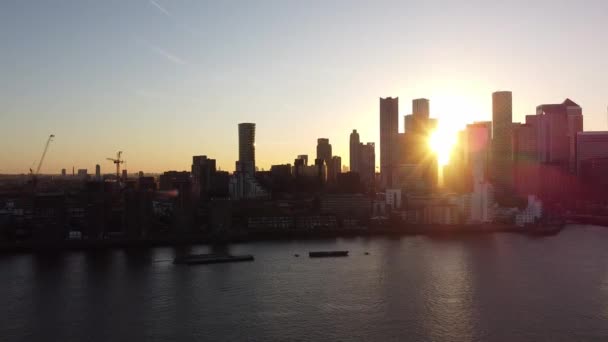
1 0 608 174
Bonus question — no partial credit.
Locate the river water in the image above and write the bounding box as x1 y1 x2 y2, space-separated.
2 225 608 341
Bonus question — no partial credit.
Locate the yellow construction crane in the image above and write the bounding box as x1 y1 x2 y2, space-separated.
106 151 124 181
30 134 55 186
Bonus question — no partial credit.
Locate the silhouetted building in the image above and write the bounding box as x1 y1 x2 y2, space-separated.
320 194 371 220
77 169 88 180
95 164 101 180
576 131 608 173
270 164 292 180
359 142 375 188
210 171 230 198
329 156 342 183
192 155 217 200
159 171 190 191
122 169 128 181
380 97 399 188
297 154 309 166
349 130 360 173
336 172 362 193
316 138 332 164
137 176 157 192
238 123 256 176
491 91 514 201
61 168 66 177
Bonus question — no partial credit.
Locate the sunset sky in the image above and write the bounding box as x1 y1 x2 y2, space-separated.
1 0 607 174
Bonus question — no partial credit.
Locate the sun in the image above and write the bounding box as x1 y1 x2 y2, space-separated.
428 127 457 167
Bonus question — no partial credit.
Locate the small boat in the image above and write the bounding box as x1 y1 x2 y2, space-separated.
364 252 370 255
173 253 254 265
309 251 349 258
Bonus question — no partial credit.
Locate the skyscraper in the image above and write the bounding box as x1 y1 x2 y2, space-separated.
95 164 101 180
192 155 217 199
238 123 256 176
380 97 399 188
491 91 514 201
536 99 582 172
359 142 376 189
316 138 332 164
349 130 360 174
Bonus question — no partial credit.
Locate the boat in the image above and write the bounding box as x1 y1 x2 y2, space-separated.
173 253 254 265
309 251 349 258
526 224 564 236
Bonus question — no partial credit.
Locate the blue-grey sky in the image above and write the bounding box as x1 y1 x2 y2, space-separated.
1 0 607 173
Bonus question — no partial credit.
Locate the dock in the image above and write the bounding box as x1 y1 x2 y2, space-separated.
309 251 349 258
173 253 254 265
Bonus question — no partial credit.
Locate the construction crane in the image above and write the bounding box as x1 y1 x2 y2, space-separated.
106 151 124 181
30 134 55 186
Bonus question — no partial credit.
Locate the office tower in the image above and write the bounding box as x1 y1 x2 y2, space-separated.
122 169 128 180
95 164 101 180
297 154 308 166
61 168 66 177
192 155 217 199
513 118 538 196
411 98 430 135
316 138 332 164
77 169 88 179
349 130 360 173
491 91 514 201
536 99 583 172
466 122 492 183
238 123 256 176
404 114 414 132
329 156 342 182
314 158 327 183
359 142 376 188
443 130 467 193
576 131 608 173
380 97 399 188
413 98 430 119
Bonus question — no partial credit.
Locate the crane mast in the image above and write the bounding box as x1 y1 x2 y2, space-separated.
30 134 55 187
106 151 124 182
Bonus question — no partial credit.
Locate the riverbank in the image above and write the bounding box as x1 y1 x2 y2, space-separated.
0 222 580 254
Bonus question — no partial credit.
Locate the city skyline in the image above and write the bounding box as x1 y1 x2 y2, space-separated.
2 1 608 174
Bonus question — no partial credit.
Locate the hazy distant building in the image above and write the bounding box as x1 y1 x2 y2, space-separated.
77 169 88 180
349 130 360 173
404 114 414 132
576 131 608 173
61 168 66 177
536 99 583 172
513 120 539 196
380 97 399 188
122 169 128 181
466 122 492 184
238 123 256 176
95 164 101 180
491 91 514 201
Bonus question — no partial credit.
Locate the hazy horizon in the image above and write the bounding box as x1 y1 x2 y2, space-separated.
2 0 608 174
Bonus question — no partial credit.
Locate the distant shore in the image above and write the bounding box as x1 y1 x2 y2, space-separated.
0 222 589 254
